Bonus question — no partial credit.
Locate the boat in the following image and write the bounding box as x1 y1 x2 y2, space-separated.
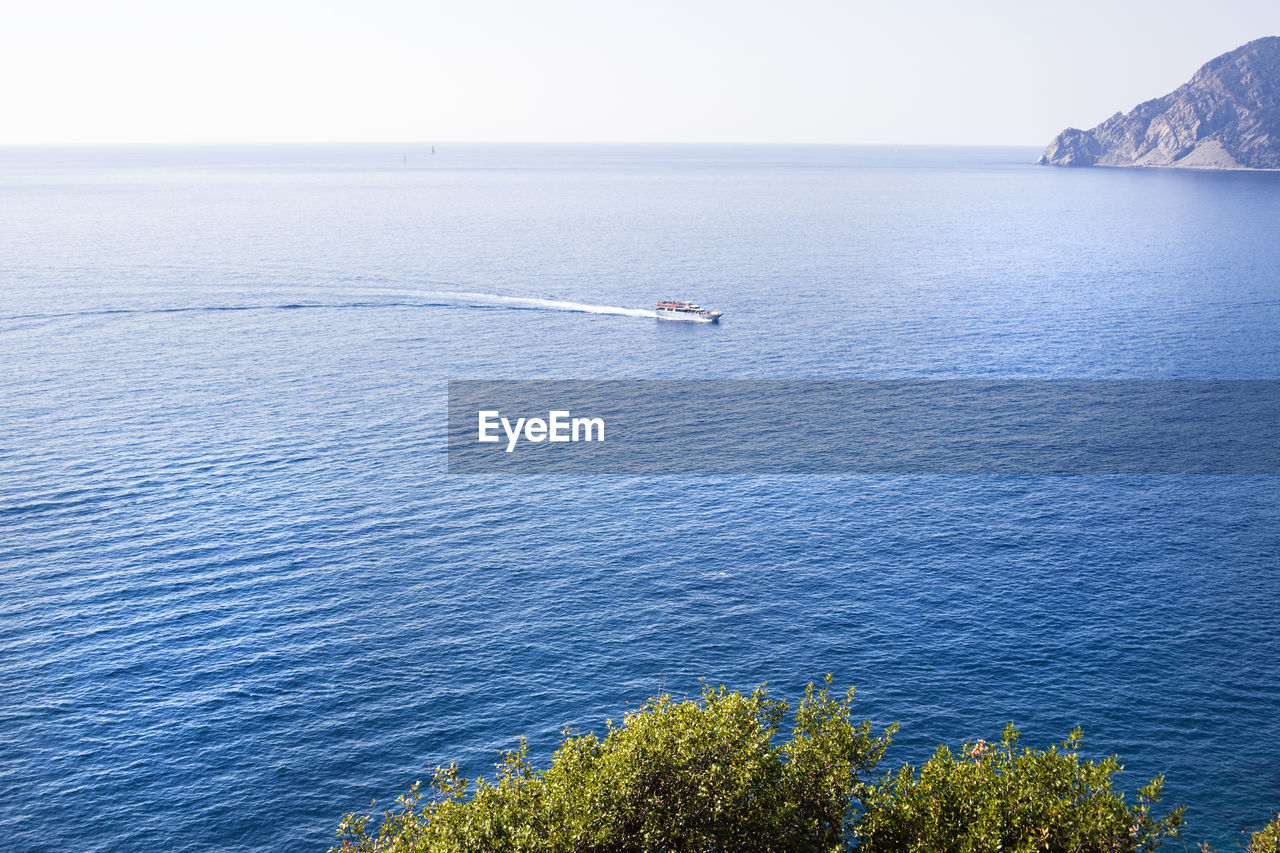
655 300 723 323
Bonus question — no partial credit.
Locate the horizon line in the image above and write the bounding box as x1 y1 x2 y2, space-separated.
0 139 1048 149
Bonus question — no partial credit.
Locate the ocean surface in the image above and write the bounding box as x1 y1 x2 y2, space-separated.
1 144 1278 851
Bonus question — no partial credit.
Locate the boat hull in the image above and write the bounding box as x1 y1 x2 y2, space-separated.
656 309 722 323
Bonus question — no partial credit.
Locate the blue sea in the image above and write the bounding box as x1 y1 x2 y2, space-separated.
1 144 1278 851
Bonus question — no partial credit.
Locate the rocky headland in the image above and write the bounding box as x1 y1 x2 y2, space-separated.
1039 36 1280 169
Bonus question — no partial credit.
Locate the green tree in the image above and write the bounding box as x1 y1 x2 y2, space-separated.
334 677 894 852
853 724 1183 853
1243 814 1280 853
335 684 1190 853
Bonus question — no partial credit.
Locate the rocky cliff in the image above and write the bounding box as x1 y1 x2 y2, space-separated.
1039 36 1280 169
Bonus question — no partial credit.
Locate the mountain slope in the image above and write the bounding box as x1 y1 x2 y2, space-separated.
1039 36 1280 169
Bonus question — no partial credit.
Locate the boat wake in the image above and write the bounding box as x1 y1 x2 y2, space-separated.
423 291 656 319
2 288 659 327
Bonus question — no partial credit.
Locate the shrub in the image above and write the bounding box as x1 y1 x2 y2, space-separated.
334 677 895 852
334 684 1191 853
854 724 1184 853
1246 814 1280 853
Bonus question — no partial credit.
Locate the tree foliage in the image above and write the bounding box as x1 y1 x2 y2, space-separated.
1245 814 1280 853
335 681 1193 853
855 724 1182 853
336 677 892 852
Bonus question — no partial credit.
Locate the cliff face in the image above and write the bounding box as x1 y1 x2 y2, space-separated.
1039 36 1280 169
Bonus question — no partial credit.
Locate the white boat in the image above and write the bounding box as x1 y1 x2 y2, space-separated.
655 300 723 323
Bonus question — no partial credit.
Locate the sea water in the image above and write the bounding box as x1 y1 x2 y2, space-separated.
1 144 1278 851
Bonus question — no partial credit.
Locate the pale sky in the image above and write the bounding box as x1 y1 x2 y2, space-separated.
2 0 1278 145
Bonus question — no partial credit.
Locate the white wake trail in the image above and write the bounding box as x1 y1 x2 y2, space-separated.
361 287 656 319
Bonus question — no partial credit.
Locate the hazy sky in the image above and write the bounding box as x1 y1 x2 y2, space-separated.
3 0 1278 145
